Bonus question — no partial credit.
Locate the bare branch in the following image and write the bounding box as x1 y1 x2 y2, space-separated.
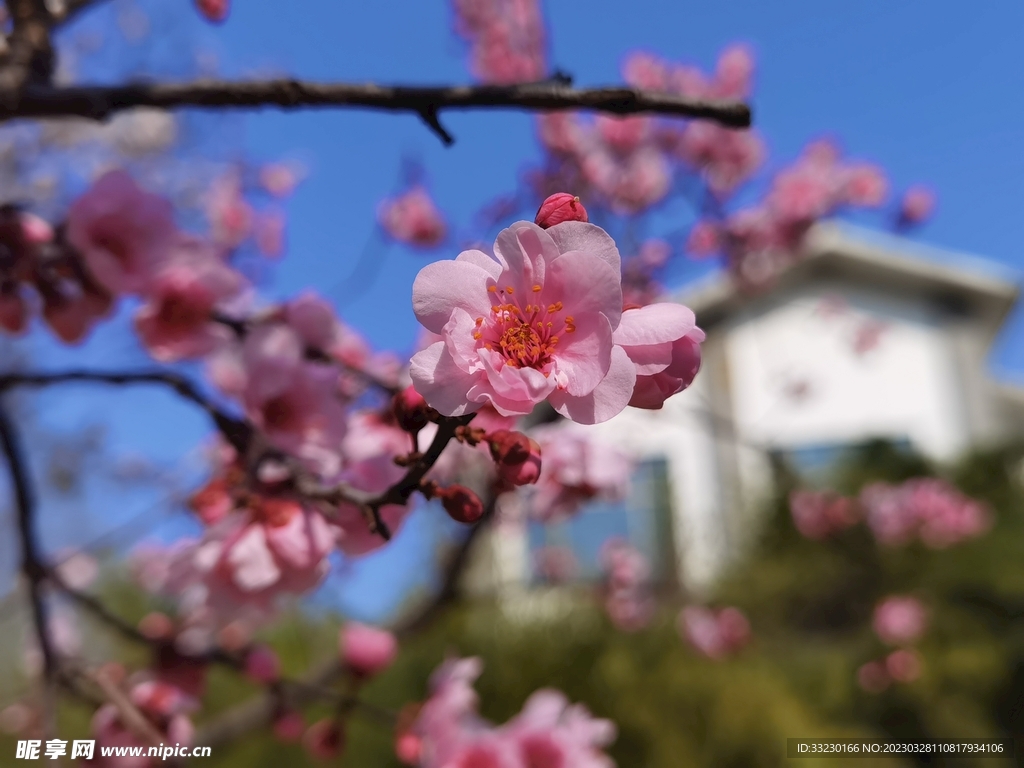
81 666 165 747
0 79 752 143
0 0 54 91
0 395 57 733
0 369 252 454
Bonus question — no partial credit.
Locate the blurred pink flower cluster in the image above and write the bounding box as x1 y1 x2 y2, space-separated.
527 426 631 522
788 489 860 540
858 595 928 693
600 538 654 631
396 657 616 767
860 478 990 548
378 186 448 249
452 0 547 84
687 139 891 289
678 605 751 660
789 478 989 548
533 46 762 219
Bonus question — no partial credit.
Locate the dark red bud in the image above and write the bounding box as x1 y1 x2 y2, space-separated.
436 484 484 524
393 385 431 433
488 430 542 487
535 193 588 229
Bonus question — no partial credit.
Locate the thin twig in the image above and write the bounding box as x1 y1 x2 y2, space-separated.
0 395 57 735
0 79 752 144
81 665 165 747
0 369 251 453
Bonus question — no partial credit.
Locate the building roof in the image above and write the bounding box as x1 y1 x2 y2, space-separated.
678 222 1020 344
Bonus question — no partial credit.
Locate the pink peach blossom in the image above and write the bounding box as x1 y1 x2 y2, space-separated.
873 596 928 646
899 186 936 225
410 220 634 424
614 302 704 409
678 605 751 660
134 236 242 361
67 170 176 295
378 186 447 248
529 426 631 522
789 490 859 540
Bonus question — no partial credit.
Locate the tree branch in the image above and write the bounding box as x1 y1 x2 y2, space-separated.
0 395 57 733
0 79 752 143
0 369 252 454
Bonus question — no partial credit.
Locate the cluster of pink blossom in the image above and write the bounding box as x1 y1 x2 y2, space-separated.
408 214 704 426
600 538 654 631
860 478 990 548
532 46 762 220
395 657 617 767
788 489 860 540
205 169 289 259
788 478 989 548
452 0 547 84
677 605 751 660
857 595 928 693
378 186 448 249
532 544 578 584
526 425 631 522
686 139 892 289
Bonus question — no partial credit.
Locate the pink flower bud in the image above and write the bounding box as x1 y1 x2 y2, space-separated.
899 186 935 225
304 719 345 760
534 193 588 229
340 623 398 678
194 0 229 23
395 733 422 765
273 711 306 743
885 649 922 683
488 430 542 486
437 484 485 523
857 660 891 693
393 385 431 433
244 645 281 684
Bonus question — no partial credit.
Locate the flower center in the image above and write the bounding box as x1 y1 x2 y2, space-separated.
476 284 575 371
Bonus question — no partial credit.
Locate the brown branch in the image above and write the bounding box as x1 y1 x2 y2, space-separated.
81 665 165 747
0 79 752 143
0 395 57 734
298 413 476 539
0 369 252 454
0 0 54 92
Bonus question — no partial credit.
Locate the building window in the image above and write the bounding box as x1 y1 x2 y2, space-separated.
527 458 674 585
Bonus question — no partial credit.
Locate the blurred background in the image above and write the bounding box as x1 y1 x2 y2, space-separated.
0 0 1022 765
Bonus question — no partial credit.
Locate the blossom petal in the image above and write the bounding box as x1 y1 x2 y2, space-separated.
409 342 481 416
552 311 612 396
549 345 636 424
456 248 502 278
225 526 281 592
612 303 697 346
544 251 623 328
412 260 497 334
546 221 622 274
622 340 675 375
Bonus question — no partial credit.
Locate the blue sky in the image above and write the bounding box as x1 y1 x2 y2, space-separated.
10 0 1023 622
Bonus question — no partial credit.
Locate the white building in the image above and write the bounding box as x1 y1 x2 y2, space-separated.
472 222 1024 595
